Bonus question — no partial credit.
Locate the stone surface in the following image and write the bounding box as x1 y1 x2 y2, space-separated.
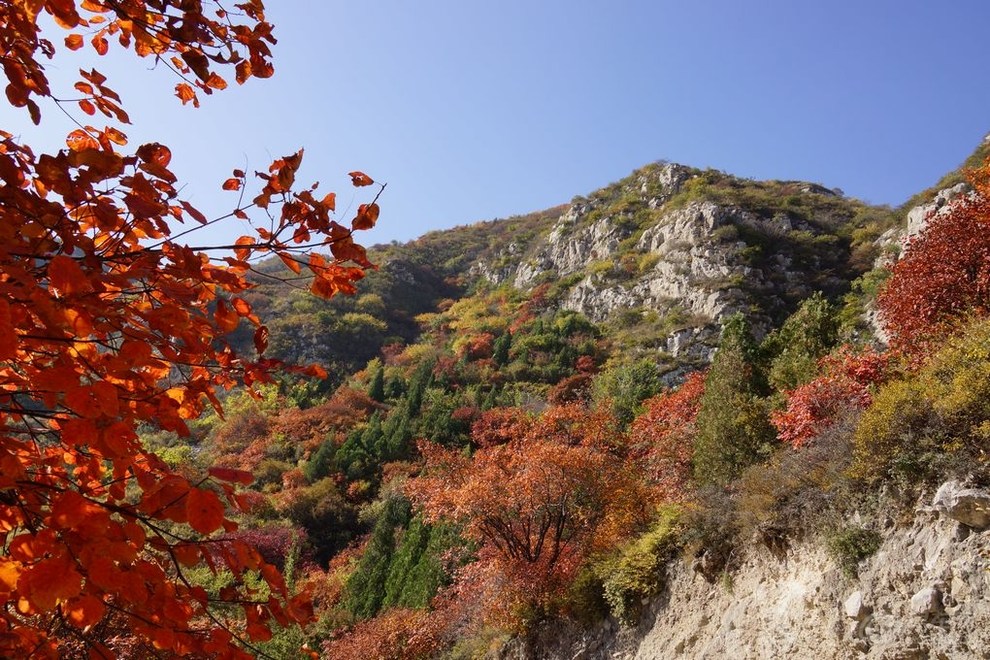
905 182 970 238
932 480 990 529
498 480 990 660
844 591 868 620
473 163 857 361
909 586 942 617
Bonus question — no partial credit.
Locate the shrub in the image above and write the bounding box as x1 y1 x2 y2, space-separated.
772 346 890 449
593 507 682 622
593 358 668 428
628 371 706 500
876 157 990 354
827 526 881 577
761 293 840 392
853 318 990 483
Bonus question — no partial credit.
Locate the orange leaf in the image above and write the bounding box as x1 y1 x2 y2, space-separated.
91 34 108 55
48 255 92 296
352 202 380 230
64 34 84 50
186 488 225 535
348 171 374 187
206 73 228 90
64 595 106 628
222 178 241 191
214 299 239 333
66 129 99 152
103 126 127 145
175 83 199 106
231 297 252 316
18 555 83 612
277 251 302 274
208 467 254 485
234 236 254 261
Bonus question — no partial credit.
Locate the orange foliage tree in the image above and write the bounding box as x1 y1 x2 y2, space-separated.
877 157 990 354
407 404 648 624
0 1 381 656
627 370 706 501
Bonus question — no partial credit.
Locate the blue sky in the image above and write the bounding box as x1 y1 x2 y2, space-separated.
5 1 990 246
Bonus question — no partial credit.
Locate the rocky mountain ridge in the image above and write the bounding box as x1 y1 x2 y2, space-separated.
472 162 890 361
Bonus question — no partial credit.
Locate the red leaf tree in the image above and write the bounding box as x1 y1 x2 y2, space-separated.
627 370 706 500
407 405 648 624
877 157 990 354
0 1 380 656
772 347 891 449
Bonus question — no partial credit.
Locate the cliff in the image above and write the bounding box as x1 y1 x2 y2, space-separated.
501 481 990 659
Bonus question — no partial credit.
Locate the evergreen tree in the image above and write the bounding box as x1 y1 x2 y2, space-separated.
367 359 386 402
493 331 512 366
693 314 776 486
343 497 412 618
303 438 336 483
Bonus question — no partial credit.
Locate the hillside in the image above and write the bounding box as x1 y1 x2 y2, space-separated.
243 161 898 389
141 143 990 659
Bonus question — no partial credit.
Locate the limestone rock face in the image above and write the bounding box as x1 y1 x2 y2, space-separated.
500 480 990 660
905 182 970 238
932 481 990 530
474 163 860 358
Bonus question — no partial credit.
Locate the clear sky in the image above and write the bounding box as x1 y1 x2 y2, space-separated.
5 1 990 246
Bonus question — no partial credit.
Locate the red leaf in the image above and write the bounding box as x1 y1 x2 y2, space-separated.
186 488 226 535
348 171 374 187
64 595 106 629
352 203 380 230
253 326 269 355
234 236 254 261
222 178 241 191
208 467 254 485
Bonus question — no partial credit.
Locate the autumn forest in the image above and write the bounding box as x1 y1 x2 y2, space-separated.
2 2 990 659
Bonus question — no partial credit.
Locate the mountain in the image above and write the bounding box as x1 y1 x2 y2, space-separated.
243 160 899 389
170 139 990 659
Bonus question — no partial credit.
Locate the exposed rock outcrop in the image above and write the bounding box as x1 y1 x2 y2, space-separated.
906 182 970 238
500 482 990 659
474 162 868 358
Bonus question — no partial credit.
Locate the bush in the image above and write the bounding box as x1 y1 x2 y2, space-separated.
592 506 682 622
853 318 990 484
593 358 668 428
735 417 857 552
876 157 990 354
827 526 881 577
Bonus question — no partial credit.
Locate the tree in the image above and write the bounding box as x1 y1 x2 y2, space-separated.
628 371 706 500
693 315 775 486
877 157 990 354
367 359 386 402
406 405 647 623
771 347 890 449
760 292 840 391
0 2 382 656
